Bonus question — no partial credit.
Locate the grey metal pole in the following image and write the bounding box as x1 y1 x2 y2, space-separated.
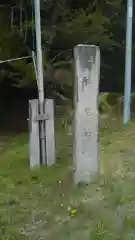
34 0 46 163
123 0 133 124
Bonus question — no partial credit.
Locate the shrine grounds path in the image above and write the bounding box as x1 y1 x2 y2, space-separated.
0 116 135 239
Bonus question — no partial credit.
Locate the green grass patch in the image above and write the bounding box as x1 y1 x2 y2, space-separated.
0 117 135 239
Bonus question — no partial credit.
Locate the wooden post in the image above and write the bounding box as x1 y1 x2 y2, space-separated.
29 99 40 168
73 44 100 184
45 99 55 166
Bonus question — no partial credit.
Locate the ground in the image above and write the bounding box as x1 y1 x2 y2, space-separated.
0 116 135 239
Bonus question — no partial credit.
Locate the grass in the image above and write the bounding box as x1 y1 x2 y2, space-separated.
0 116 135 239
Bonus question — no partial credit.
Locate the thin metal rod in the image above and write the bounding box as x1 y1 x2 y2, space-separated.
34 0 44 102
0 56 31 64
123 0 133 124
32 51 38 83
34 0 46 164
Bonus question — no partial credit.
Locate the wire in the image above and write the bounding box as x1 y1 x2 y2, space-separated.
10 3 28 43
11 6 14 31
19 0 28 43
24 7 28 42
31 0 35 51
50 49 72 63
20 0 23 36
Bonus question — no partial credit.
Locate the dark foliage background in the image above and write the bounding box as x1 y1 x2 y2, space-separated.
0 0 134 104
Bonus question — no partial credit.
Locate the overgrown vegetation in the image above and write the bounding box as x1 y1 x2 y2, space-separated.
0 0 132 102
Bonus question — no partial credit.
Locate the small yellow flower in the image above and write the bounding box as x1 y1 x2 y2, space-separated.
71 209 77 215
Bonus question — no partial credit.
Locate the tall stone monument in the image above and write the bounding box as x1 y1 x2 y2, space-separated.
73 44 100 184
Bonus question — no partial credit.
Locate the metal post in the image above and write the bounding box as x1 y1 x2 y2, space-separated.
123 0 133 124
34 0 46 163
